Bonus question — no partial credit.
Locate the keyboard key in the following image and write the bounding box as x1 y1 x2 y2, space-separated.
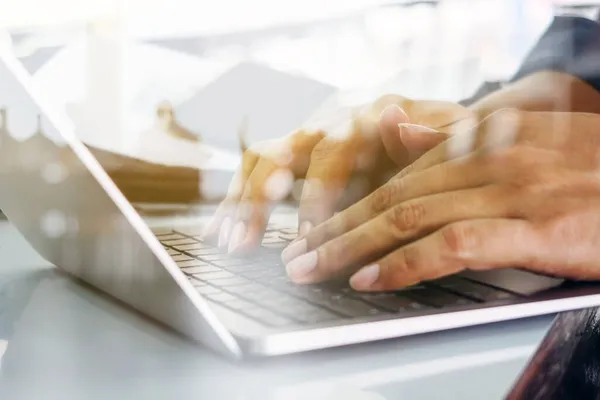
262 243 287 249
358 293 427 312
404 287 475 308
221 299 253 311
172 254 194 262
166 249 181 256
197 254 228 262
156 234 185 241
205 292 239 303
238 270 272 280
212 259 248 268
262 237 286 244
240 307 294 327
292 308 339 324
207 277 252 287
431 277 518 302
174 227 206 236
173 243 208 251
242 262 273 270
241 288 285 302
177 260 210 268
161 238 198 246
151 228 174 235
268 276 297 288
182 265 222 274
187 248 222 256
221 282 265 294
278 233 297 241
310 295 386 317
193 271 235 281
195 285 221 295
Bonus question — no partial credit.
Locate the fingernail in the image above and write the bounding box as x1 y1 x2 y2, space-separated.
281 238 307 265
228 222 246 253
350 264 380 290
218 217 233 249
398 123 439 135
380 104 408 122
286 250 317 281
299 221 313 237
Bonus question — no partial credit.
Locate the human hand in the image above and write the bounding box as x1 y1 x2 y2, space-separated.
205 94 475 253
282 109 600 290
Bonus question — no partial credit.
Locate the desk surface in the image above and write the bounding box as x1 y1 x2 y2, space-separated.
0 220 554 400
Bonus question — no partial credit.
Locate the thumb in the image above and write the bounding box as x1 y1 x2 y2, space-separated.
398 123 448 162
378 104 411 165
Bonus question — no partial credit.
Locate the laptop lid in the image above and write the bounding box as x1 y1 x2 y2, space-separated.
0 48 242 358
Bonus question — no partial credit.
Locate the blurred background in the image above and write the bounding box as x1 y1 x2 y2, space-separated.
1 0 599 176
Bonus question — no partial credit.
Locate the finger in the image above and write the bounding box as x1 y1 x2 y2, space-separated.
228 158 294 253
204 149 260 241
206 130 324 246
297 132 366 234
395 108 521 181
404 99 477 128
283 152 491 261
349 218 540 291
285 186 512 284
398 123 448 162
378 104 411 165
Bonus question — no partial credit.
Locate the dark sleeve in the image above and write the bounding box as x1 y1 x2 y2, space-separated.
510 16 600 92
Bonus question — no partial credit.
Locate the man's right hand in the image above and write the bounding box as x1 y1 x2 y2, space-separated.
204 94 476 253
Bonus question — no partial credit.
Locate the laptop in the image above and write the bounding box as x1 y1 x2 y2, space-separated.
2 49 600 360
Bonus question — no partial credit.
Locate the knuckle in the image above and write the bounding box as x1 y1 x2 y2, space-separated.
398 163 415 179
370 182 401 215
387 202 426 236
488 145 535 174
487 108 523 125
373 94 407 111
441 223 479 257
401 246 422 272
480 108 523 146
310 139 339 162
384 247 423 288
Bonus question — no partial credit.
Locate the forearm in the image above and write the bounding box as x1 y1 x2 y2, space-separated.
469 70 600 120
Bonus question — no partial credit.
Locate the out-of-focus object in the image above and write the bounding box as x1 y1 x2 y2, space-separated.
506 306 600 399
174 62 335 153
553 0 600 17
156 100 200 143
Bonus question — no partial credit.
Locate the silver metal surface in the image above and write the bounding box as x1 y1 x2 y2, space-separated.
0 50 241 358
245 288 600 356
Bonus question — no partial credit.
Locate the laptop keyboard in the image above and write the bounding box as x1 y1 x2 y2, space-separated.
154 227 522 328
